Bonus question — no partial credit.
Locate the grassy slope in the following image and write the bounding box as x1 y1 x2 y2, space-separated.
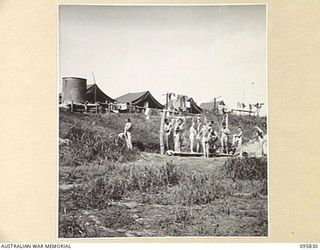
60 109 161 153
59 109 267 152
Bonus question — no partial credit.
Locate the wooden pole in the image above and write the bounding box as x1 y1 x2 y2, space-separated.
160 110 167 155
165 92 169 109
225 113 229 130
92 72 97 103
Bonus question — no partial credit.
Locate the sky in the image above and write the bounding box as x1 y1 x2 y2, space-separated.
59 5 267 114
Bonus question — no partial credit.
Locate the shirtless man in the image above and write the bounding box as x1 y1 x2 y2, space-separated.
232 126 243 156
207 121 219 151
189 121 197 153
124 118 133 149
254 125 267 156
164 118 173 151
200 122 210 158
220 122 230 154
173 118 184 153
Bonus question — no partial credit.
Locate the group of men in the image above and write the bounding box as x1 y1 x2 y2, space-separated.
164 116 244 158
120 116 267 158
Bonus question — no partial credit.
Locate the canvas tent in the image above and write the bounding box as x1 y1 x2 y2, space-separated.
116 91 164 109
187 98 202 114
86 84 115 103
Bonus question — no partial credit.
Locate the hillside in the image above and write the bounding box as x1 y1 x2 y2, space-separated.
59 108 267 154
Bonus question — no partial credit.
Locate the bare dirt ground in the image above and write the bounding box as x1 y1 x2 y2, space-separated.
59 150 268 238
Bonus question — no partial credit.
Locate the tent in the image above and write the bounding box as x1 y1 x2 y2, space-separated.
86 84 115 103
116 91 164 109
187 98 202 114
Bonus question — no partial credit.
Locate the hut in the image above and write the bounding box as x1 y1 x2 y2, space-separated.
86 84 115 103
116 91 164 111
200 100 226 111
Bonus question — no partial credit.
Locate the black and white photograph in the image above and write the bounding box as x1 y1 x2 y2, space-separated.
58 4 268 238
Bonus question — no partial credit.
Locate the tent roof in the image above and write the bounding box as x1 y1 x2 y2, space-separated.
116 91 148 103
188 98 202 114
86 84 115 103
116 91 164 109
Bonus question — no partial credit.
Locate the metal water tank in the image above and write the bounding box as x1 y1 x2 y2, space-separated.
62 77 87 103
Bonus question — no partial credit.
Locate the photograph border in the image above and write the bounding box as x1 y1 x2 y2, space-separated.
56 2 270 240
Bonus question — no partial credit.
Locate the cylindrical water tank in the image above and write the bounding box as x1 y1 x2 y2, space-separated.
62 77 87 103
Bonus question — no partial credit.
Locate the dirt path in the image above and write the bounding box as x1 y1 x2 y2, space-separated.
140 152 228 173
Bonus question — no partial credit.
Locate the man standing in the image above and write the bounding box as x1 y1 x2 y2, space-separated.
164 118 173 151
200 122 210 158
124 118 133 149
208 121 219 151
220 122 230 154
173 118 184 153
189 121 197 153
254 125 267 156
232 126 243 156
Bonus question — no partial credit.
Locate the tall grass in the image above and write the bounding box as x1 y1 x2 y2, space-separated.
59 161 227 213
224 157 267 181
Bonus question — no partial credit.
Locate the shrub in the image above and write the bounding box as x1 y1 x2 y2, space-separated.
172 171 226 206
58 213 88 238
224 157 267 181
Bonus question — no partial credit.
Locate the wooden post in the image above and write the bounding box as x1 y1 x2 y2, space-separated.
92 72 97 103
71 101 74 112
160 109 167 155
165 92 168 109
96 103 98 114
225 113 229 130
